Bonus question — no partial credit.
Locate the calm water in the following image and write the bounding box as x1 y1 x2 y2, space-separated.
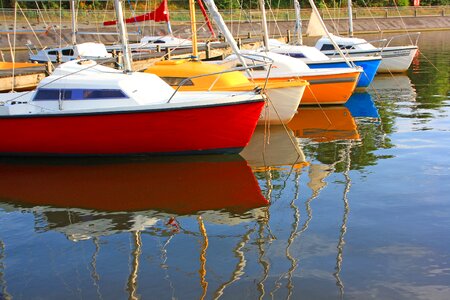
1 31 449 300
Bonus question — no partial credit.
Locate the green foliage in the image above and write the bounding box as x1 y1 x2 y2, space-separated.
397 0 410 6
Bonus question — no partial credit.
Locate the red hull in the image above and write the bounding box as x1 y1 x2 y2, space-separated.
0 156 268 214
0 100 264 155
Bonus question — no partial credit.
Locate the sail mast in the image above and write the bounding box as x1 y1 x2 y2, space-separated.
348 0 354 37
307 0 354 68
114 0 133 72
70 0 77 45
258 0 270 51
202 0 250 75
189 0 199 60
293 0 303 45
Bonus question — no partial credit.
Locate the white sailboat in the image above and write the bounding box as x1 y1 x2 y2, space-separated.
26 0 113 63
314 0 419 73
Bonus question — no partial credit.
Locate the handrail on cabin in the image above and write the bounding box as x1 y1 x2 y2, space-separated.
167 54 274 103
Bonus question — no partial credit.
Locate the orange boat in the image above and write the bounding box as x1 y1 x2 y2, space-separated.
143 1 307 125
220 51 361 105
145 60 308 125
288 106 360 142
0 62 43 69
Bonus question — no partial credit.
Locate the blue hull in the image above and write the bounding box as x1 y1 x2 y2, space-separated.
307 59 381 88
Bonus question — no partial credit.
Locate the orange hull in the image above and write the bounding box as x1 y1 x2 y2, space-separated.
253 71 359 105
0 62 43 69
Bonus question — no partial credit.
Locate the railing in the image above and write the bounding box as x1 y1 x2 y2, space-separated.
167 53 274 103
0 6 447 24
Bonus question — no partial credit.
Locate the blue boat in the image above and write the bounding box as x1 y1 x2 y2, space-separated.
306 56 381 88
268 40 381 88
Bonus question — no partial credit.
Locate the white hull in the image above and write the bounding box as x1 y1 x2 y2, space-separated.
377 47 418 73
258 85 305 125
323 46 418 73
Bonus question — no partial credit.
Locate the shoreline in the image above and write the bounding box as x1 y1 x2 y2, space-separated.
0 15 448 51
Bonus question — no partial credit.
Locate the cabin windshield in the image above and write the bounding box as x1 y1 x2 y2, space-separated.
320 44 354 51
159 77 194 86
33 88 128 101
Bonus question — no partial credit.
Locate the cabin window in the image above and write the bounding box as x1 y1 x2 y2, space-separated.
82 89 128 99
286 53 305 58
47 50 59 56
160 77 194 86
62 49 74 56
34 89 72 101
320 44 354 51
153 40 166 44
33 89 128 101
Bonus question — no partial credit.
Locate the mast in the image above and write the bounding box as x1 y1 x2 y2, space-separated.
202 0 250 75
293 0 302 45
348 0 354 37
307 0 354 68
114 0 133 72
189 0 199 60
70 0 77 45
258 0 270 51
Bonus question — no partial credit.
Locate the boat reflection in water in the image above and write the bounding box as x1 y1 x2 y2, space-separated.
241 125 307 170
0 156 269 239
345 92 380 120
288 106 360 142
371 74 416 101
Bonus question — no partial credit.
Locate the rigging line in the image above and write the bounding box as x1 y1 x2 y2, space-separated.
333 143 352 299
269 169 302 299
266 0 283 39
213 228 254 300
125 0 142 35
90 237 104 300
359 0 382 33
418 50 440 72
0 0 8 31
92 0 102 44
134 21 211 71
236 0 257 38
17 3 55 69
257 221 270 300
157 233 176 300
306 84 332 125
321 2 339 35
35 1 50 28
4 55 118 104
390 1 414 45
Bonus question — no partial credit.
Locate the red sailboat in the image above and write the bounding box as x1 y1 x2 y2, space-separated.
0 0 264 156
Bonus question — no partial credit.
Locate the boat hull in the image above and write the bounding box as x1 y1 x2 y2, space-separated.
0 100 264 156
259 85 306 124
253 72 359 105
322 46 418 73
306 58 381 88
